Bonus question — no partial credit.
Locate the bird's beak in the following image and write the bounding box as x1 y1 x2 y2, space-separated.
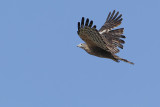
77 44 80 47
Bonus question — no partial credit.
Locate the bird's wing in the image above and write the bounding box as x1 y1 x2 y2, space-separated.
77 17 110 51
98 10 125 54
99 10 122 34
100 28 126 54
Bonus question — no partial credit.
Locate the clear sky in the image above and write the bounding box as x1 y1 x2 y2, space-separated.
0 0 160 107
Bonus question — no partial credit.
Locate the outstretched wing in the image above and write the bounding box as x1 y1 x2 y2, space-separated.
101 28 126 54
98 10 125 54
99 10 122 34
77 17 110 51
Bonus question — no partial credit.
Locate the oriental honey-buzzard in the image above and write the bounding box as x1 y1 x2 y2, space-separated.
77 10 134 64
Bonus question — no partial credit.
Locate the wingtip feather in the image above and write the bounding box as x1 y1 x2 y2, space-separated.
93 25 96 28
85 18 89 26
89 20 93 27
81 17 84 26
78 22 80 30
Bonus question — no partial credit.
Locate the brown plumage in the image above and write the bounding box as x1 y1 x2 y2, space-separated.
77 10 134 64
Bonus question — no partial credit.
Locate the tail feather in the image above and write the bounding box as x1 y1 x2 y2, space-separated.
113 55 134 65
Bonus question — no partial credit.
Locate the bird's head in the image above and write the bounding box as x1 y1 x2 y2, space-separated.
77 43 90 54
77 43 87 49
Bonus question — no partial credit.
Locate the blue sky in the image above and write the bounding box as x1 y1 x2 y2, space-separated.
0 0 160 107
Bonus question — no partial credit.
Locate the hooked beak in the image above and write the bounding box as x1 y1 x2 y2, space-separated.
77 44 81 47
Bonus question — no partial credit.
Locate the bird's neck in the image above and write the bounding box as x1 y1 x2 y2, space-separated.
83 45 93 55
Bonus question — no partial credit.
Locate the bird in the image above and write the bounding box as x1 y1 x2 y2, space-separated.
77 10 134 64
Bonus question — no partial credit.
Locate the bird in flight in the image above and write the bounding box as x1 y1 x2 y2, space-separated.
77 10 134 64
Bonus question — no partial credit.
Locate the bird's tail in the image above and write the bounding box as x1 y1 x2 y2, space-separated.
113 55 134 65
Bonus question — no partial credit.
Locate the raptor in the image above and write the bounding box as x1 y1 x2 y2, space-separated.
77 10 134 64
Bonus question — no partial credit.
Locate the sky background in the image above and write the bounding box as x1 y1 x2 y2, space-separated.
0 0 160 107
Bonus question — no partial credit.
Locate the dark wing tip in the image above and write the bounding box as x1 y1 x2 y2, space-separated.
121 35 126 38
106 10 123 23
108 10 116 21
81 17 84 26
115 14 122 21
106 12 111 21
85 18 89 26
92 25 96 28
112 11 119 20
89 20 93 27
120 39 125 44
118 44 123 49
118 17 123 22
78 22 80 30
